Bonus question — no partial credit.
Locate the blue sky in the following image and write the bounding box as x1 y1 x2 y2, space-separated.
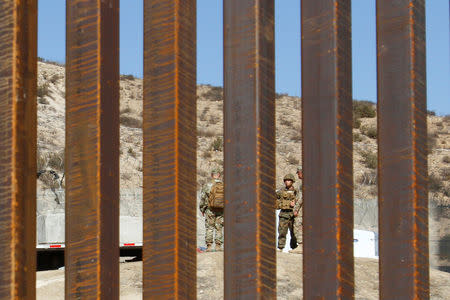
38 0 449 115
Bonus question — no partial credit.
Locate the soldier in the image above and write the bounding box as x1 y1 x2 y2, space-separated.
199 169 224 252
276 173 300 251
290 166 304 254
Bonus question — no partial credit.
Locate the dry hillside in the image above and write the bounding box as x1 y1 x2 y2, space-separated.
36 61 450 204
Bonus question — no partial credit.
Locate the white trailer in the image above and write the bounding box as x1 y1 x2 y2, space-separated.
37 214 142 269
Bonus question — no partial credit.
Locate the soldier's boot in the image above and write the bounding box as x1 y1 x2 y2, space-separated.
289 245 303 254
277 248 283 252
206 244 213 252
215 244 222 252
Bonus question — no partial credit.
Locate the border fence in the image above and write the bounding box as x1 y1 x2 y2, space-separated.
0 0 429 299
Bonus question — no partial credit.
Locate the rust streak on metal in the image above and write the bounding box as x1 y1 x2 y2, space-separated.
143 0 197 298
224 0 276 298
65 0 120 298
302 0 354 298
0 1 37 298
377 0 429 298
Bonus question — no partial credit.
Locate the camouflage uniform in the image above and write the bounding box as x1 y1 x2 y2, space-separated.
200 179 224 247
276 182 300 250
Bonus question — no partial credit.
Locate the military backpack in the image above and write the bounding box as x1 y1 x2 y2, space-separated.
208 181 224 209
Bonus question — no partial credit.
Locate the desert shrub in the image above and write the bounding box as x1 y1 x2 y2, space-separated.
120 106 133 115
37 151 47 171
38 57 65 66
356 170 377 186
429 173 444 192
427 132 438 154
440 167 450 181
47 151 64 172
49 74 61 84
280 118 293 128
443 186 450 198
203 86 223 101
210 137 223 152
353 132 363 142
209 115 220 125
199 107 209 121
360 150 377 169
443 156 450 164
198 128 215 137
287 156 300 165
276 92 288 98
121 74 135 80
120 116 142 128
290 131 301 142
202 151 212 159
38 97 49 104
427 110 436 116
353 100 376 119
37 83 50 99
353 117 361 129
128 147 137 158
361 126 377 139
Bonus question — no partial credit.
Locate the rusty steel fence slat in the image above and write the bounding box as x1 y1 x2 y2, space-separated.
0 1 434 298
65 0 120 298
143 0 197 298
302 0 354 298
377 0 430 298
224 0 276 298
0 0 37 299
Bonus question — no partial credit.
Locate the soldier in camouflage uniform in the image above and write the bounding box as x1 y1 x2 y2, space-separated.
199 169 224 252
290 167 303 254
276 174 300 251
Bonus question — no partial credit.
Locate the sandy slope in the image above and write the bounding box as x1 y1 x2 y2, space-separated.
37 252 450 299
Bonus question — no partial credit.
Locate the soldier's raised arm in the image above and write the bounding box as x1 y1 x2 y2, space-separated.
293 188 302 216
199 185 209 214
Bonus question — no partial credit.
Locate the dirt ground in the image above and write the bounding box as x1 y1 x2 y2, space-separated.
37 252 450 299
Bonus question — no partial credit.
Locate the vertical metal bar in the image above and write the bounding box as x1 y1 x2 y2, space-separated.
223 0 276 298
377 0 429 298
65 0 120 298
0 0 37 299
301 0 354 298
143 0 197 298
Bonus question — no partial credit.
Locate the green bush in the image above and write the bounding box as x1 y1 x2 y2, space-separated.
128 147 137 158
203 86 223 101
443 156 450 164
428 132 438 154
353 117 361 129
120 116 142 128
361 126 377 139
429 173 443 192
210 137 223 152
353 132 363 142
287 156 299 165
121 74 135 80
47 151 64 172
202 151 212 159
360 150 377 169
198 128 215 137
353 100 376 119
37 83 50 99
440 168 450 181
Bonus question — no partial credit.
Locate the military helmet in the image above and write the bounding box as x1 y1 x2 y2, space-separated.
283 173 295 182
211 168 222 175
296 166 302 173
